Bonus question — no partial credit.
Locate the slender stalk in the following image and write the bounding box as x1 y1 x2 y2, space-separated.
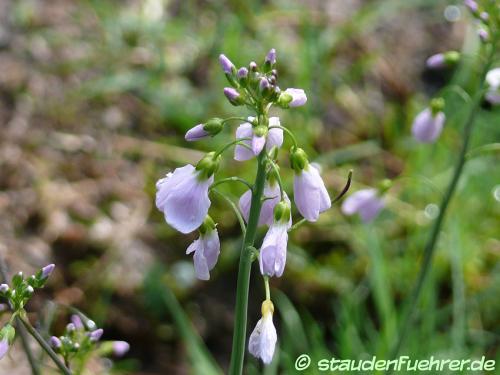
390 43 496 360
16 318 41 375
19 316 72 375
228 151 267 375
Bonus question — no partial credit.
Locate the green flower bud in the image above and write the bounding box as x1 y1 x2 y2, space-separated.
254 125 268 138
444 51 460 65
195 152 221 179
204 118 224 136
277 92 293 108
0 324 16 343
273 201 291 223
430 97 445 116
289 147 309 173
199 215 216 235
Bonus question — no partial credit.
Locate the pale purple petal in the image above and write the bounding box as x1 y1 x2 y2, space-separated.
224 87 240 102
252 135 266 155
248 314 277 364
284 88 307 107
486 91 500 105
89 328 104 342
341 189 384 222
71 315 84 330
293 166 331 222
187 230 220 280
239 183 284 226
260 223 288 277
266 117 283 150
237 67 248 79
157 165 214 233
238 189 252 223
113 341 130 357
464 0 478 12
234 122 254 161
0 339 9 359
185 124 209 141
411 108 445 143
50 336 62 349
265 48 276 65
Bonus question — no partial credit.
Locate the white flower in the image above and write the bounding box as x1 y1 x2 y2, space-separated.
249 301 277 364
155 165 213 234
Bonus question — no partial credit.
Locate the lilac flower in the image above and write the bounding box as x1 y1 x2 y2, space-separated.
156 164 214 234
411 108 445 143
249 300 277 364
426 53 446 69
41 264 55 279
89 328 104 342
50 336 62 349
219 54 234 74
71 315 84 330
265 48 276 65
293 164 331 222
234 117 283 161
341 188 385 222
283 88 307 107
239 182 290 227
259 201 290 277
185 124 209 141
186 223 220 280
113 341 130 356
0 338 8 360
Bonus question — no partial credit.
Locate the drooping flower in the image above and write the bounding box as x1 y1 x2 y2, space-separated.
113 341 130 357
485 68 500 105
186 216 220 280
239 182 290 227
291 148 331 222
279 88 307 108
341 188 385 222
249 300 277 364
234 117 283 161
156 154 218 234
259 201 290 277
411 108 445 143
0 338 8 360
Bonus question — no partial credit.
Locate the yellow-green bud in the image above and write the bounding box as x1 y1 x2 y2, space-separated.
195 152 221 179
289 147 309 173
273 201 290 223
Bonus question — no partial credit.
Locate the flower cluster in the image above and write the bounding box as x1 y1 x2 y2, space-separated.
155 49 335 364
0 264 55 360
50 314 129 365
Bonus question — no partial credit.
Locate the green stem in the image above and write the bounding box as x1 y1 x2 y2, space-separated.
228 151 267 375
19 316 72 375
16 317 41 375
390 43 496 360
264 277 271 301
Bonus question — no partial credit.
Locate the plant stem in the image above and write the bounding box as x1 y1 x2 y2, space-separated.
390 43 496 360
228 151 267 375
16 317 41 375
19 316 72 375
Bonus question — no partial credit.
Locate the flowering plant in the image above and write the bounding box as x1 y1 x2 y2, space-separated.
155 48 352 371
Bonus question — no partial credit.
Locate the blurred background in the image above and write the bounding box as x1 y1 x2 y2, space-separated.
0 0 499 373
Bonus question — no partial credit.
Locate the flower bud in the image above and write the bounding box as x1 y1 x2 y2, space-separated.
426 51 459 69
464 0 478 13
480 12 489 22
430 97 445 116
89 328 104 342
41 264 55 279
71 315 84 330
249 61 258 72
264 48 276 68
237 67 248 86
50 336 62 349
185 118 224 141
219 54 235 74
113 341 130 357
195 152 221 179
478 29 489 42
289 147 309 173
259 77 271 95
223 87 243 106
273 201 291 223
66 323 76 332
0 284 9 294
